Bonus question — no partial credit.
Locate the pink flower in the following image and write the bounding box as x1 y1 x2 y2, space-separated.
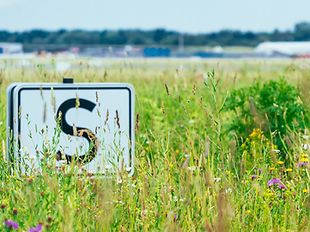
4 220 19 230
297 162 308 167
29 224 42 232
268 178 286 189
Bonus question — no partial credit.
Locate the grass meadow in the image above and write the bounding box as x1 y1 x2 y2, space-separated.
0 58 309 231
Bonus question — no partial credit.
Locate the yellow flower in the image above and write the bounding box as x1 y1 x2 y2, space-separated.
269 167 275 171
249 132 257 138
277 161 284 165
303 189 309 193
285 168 293 172
301 153 308 158
249 128 263 139
300 157 309 163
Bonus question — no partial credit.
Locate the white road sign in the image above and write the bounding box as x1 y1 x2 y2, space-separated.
7 82 134 175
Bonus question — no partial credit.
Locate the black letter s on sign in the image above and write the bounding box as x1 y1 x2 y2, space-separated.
56 98 98 164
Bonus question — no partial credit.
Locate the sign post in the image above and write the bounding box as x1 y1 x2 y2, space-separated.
7 82 134 175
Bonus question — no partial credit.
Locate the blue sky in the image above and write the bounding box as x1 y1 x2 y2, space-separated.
0 0 310 32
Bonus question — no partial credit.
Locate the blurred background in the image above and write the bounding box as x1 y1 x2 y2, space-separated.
1 0 310 58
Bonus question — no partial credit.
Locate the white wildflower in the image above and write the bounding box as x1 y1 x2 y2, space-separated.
302 144 310 150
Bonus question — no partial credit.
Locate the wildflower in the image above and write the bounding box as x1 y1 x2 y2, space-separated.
4 220 19 229
297 161 308 167
285 168 293 172
303 189 309 193
302 144 310 150
300 157 309 163
29 224 43 232
277 161 284 165
268 178 281 186
278 184 286 190
269 167 275 171
298 154 309 167
1 203 6 209
249 128 263 139
251 175 257 180
268 178 286 189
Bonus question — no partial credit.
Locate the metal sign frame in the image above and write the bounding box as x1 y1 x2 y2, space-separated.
7 82 135 176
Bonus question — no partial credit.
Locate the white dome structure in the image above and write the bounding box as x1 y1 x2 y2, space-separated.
255 41 310 56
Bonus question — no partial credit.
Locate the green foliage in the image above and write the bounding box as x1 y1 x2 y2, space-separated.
1 22 310 50
0 59 309 231
223 79 308 152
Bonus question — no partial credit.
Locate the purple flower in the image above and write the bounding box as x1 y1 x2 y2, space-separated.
297 162 308 167
4 220 19 229
251 175 257 180
29 224 43 232
268 178 281 186
278 184 286 190
268 178 286 189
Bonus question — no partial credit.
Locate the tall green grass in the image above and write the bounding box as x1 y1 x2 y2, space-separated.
0 58 309 231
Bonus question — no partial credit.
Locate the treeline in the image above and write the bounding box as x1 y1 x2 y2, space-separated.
1 22 310 47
